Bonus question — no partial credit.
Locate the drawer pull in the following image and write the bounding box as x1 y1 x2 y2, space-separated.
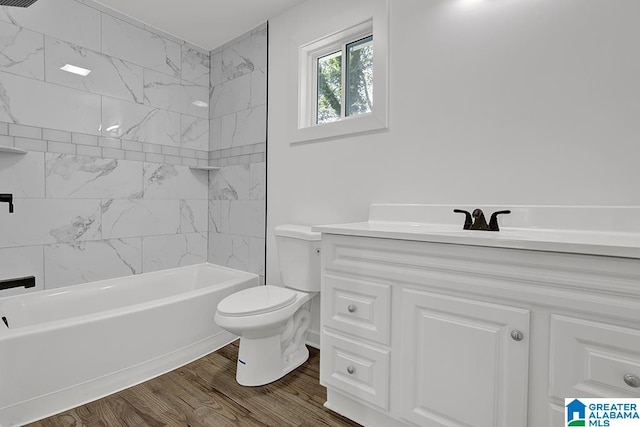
510 330 524 342
624 374 640 388
347 365 356 375
347 304 357 313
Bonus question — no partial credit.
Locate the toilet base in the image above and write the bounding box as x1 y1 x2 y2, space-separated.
235 335 309 386
234 302 312 386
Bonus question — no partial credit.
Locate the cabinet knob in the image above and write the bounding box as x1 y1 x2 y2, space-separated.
347 304 357 313
624 373 640 388
347 365 355 375
510 330 524 342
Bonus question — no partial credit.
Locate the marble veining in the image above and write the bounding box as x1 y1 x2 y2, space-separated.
44 238 142 288
101 14 181 78
0 20 44 80
0 79 18 123
182 45 209 86
0 71 101 134
45 37 143 104
0 200 102 248
103 238 140 274
143 69 208 119
146 163 178 186
142 232 207 273
180 199 207 233
143 163 207 199
49 212 99 244
221 28 267 81
0 0 101 52
249 162 266 200
220 105 266 148
222 48 254 81
101 198 180 239
210 73 251 118
209 51 222 88
209 232 249 271
181 115 209 151
45 154 143 199
102 97 180 146
209 164 250 200
250 68 266 108
208 200 224 233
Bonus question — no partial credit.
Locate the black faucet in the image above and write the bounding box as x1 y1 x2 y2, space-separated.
0 194 13 213
454 208 511 231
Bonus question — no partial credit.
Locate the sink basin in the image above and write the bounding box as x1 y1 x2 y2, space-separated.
313 204 640 259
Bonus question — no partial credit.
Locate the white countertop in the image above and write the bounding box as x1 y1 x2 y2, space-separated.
312 205 640 259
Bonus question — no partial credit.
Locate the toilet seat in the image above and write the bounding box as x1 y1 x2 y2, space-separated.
217 285 297 317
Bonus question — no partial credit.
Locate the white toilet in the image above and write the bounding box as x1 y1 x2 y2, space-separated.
214 224 321 386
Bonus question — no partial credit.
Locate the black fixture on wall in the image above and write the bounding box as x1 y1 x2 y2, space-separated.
0 194 13 213
0 276 35 291
0 0 39 7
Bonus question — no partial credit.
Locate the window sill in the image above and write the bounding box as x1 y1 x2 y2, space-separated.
289 112 387 145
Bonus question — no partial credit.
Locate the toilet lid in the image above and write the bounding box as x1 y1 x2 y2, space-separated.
217 285 297 317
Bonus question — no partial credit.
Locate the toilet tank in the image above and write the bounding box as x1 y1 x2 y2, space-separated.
274 224 321 292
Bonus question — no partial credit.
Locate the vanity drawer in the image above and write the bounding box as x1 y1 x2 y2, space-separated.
550 315 640 398
322 274 391 345
320 330 390 410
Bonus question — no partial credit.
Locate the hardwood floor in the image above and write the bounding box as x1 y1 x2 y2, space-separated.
28 342 360 427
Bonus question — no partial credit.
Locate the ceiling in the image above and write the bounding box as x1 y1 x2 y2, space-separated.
92 0 306 51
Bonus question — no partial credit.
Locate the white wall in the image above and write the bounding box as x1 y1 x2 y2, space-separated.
267 0 640 334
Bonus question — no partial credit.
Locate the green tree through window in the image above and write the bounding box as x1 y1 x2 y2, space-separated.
316 35 373 124
317 51 342 124
346 36 373 117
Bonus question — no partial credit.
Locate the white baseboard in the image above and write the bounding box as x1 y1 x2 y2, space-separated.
306 329 320 349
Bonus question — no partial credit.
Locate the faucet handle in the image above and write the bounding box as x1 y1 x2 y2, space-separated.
0 194 13 213
453 209 472 230
489 210 511 231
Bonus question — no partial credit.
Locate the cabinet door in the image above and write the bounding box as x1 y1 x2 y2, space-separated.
401 289 530 427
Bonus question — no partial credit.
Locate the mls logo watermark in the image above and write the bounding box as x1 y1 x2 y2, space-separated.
566 398 640 426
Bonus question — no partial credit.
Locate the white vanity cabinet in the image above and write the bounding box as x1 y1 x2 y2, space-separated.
317 231 640 427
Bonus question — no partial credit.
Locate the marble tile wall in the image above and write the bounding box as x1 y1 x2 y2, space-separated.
0 127 210 292
0 0 212 296
0 0 211 158
208 25 267 284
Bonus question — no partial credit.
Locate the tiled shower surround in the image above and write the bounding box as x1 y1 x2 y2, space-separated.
0 0 267 295
208 26 267 282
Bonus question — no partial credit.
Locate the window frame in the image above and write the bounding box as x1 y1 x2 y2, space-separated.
291 14 388 144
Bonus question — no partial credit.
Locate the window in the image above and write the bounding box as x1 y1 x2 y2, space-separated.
316 35 373 125
291 13 388 144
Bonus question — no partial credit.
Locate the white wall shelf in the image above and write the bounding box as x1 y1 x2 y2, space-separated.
0 145 27 155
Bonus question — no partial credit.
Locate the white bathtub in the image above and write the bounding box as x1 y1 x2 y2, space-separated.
0 263 258 426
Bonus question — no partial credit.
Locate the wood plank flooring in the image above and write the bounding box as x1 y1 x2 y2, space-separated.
28 342 361 427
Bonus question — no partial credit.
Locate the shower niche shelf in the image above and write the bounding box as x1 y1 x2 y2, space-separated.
189 166 220 171
0 145 27 155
